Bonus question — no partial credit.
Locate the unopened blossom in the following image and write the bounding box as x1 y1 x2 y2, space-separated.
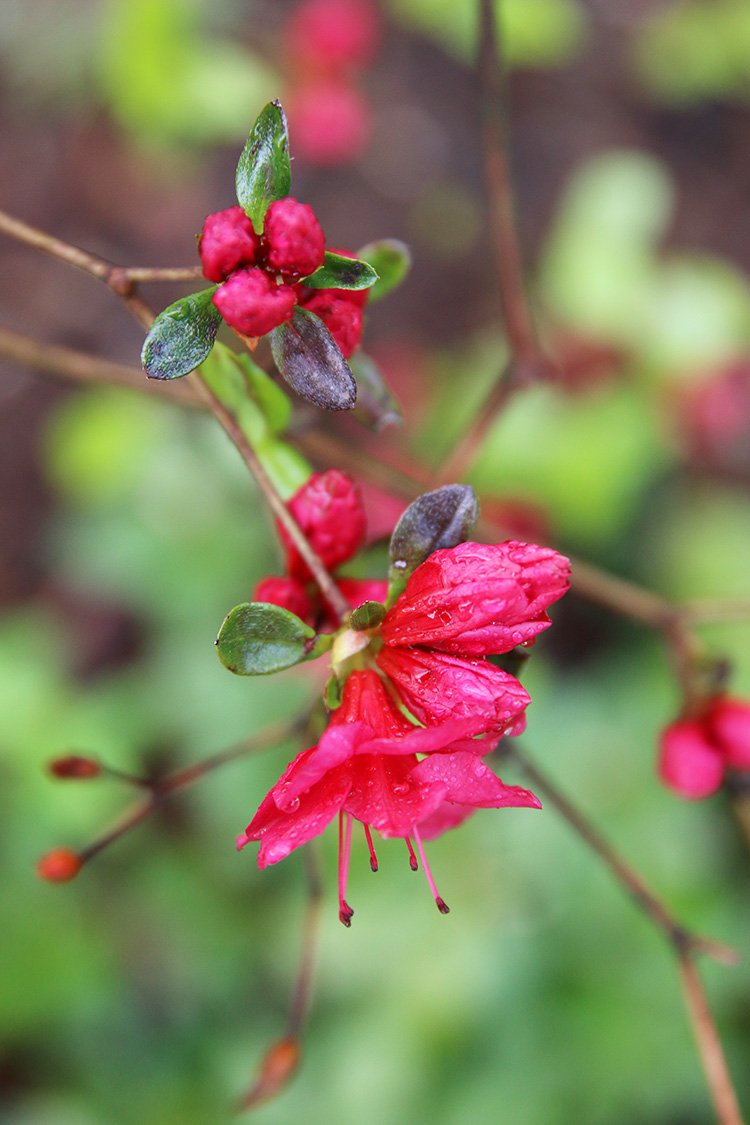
377 541 571 736
213 269 296 337
261 198 326 280
199 206 259 283
238 671 539 921
659 695 750 799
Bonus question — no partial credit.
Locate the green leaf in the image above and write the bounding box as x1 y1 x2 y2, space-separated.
301 252 379 291
356 239 411 301
387 484 479 603
235 100 291 231
270 308 357 411
141 288 221 380
350 352 402 431
215 602 325 675
349 601 386 631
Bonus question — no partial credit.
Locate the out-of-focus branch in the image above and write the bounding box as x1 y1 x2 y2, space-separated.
505 742 743 1125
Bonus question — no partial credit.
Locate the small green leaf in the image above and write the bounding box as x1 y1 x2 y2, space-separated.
216 602 321 675
350 352 402 431
235 100 291 231
301 252 379 291
349 601 386 631
356 239 411 301
324 674 343 711
142 287 221 380
387 484 479 603
270 308 357 411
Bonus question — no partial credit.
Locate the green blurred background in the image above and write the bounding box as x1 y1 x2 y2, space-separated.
1 1 750 1122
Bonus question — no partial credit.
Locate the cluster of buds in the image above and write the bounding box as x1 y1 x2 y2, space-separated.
254 469 386 628
283 0 380 166
659 696 750 799
200 203 368 356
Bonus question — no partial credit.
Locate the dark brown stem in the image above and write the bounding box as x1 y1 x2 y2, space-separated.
77 721 299 865
188 375 351 623
476 0 537 362
0 208 350 622
678 956 745 1125
505 741 737 965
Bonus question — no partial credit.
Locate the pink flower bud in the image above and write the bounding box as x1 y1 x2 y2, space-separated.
300 292 363 357
285 0 380 73
709 697 750 770
199 206 259 283
254 576 315 627
37 848 83 882
280 470 367 581
287 81 371 166
261 198 326 280
658 720 725 799
213 268 296 338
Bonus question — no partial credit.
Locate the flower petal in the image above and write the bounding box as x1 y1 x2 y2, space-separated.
413 751 541 809
344 755 448 837
378 646 530 735
416 802 477 840
381 540 570 656
243 748 352 867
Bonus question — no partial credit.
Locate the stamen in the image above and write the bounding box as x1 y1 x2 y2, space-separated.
363 824 379 872
338 812 354 927
405 836 419 871
413 827 450 915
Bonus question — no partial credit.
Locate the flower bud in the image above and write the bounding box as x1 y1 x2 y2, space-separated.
261 198 326 280
237 1036 300 1110
709 697 750 770
48 755 101 780
253 576 315 627
199 206 259 283
37 848 83 882
299 292 363 358
213 269 296 338
658 720 725 799
285 0 380 72
287 81 371 166
280 470 367 580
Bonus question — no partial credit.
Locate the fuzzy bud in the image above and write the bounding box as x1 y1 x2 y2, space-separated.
254 576 315 627
709 697 750 770
48 755 101 780
213 269 296 338
261 198 326 280
658 720 725 799
37 848 83 882
300 292 363 358
199 206 259 283
280 470 367 580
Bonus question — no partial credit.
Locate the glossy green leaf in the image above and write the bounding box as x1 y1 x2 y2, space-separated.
141 287 221 380
270 308 357 411
301 252 378 291
235 100 291 231
387 484 479 602
355 239 411 302
350 352 402 431
215 602 326 675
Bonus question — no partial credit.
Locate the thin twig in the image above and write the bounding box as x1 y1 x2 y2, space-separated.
77 721 299 866
0 210 351 622
678 956 745 1125
0 327 725 637
505 741 737 965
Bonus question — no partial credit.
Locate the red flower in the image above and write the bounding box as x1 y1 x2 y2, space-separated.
285 0 381 75
377 541 571 736
659 695 750 799
238 671 539 921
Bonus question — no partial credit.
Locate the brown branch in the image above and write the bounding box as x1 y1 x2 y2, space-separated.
74 720 300 866
679 957 746 1125
1 327 744 643
0 209 351 623
504 742 744 1123
505 741 737 964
